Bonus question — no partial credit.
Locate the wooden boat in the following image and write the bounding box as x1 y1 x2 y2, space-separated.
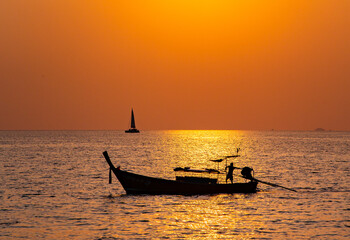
103 151 258 195
125 108 140 133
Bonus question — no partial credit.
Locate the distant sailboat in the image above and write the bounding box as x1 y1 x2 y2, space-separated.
125 108 140 133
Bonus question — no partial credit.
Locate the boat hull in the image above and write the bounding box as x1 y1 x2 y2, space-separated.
125 128 140 133
113 168 257 195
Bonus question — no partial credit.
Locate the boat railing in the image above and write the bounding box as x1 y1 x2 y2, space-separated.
174 167 220 184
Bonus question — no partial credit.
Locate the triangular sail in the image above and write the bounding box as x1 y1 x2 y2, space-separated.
125 108 139 133
130 109 136 129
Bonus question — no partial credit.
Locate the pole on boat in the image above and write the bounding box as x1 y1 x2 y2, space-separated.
254 178 297 192
109 167 112 184
241 167 297 192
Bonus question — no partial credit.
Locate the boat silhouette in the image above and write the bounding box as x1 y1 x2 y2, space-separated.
103 151 258 195
125 108 140 133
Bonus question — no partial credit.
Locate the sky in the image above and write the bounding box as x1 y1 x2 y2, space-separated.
0 0 349 130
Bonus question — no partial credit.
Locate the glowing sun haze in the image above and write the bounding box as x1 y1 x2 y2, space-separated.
0 0 349 130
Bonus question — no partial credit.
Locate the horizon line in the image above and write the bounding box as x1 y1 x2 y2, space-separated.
0 129 347 132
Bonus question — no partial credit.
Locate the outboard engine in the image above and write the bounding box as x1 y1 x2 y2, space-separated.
241 167 254 180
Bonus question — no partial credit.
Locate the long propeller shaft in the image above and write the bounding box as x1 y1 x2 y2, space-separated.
253 178 297 192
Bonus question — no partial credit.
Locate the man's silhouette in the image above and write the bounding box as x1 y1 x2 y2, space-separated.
225 162 235 184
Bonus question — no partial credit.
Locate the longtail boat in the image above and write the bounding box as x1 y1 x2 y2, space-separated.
103 151 258 195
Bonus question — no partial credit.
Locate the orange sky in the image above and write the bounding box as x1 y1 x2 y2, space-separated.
0 1 349 130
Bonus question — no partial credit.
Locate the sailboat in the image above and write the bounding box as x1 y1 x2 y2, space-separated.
125 108 140 133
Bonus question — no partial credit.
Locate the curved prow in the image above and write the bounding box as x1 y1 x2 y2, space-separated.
103 151 121 184
103 151 116 170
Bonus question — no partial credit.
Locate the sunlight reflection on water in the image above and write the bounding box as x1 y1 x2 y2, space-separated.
0 130 349 239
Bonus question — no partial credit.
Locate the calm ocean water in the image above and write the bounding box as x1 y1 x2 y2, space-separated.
0 130 349 239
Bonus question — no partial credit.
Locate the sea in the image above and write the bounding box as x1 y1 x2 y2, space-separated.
0 130 349 239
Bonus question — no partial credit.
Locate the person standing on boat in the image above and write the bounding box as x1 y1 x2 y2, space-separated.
225 162 235 184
